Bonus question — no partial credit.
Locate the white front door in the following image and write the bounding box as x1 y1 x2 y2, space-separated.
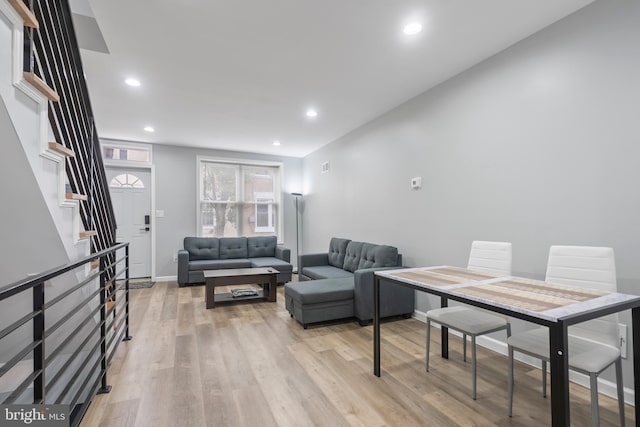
106 168 152 278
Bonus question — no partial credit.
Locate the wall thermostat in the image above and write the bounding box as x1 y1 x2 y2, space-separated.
411 177 422 189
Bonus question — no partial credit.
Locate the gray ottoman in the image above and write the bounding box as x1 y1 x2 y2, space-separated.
284 278 354 328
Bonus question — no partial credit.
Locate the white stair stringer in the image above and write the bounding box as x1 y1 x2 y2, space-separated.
1 0 90 262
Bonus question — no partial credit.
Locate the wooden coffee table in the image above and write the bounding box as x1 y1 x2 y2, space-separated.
203 267 279 309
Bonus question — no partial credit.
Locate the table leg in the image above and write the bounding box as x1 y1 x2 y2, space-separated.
440 296 449 359
374 275 381 377
549 321 569 426
268 274 277 302
633 307 640 421
205 281 215 309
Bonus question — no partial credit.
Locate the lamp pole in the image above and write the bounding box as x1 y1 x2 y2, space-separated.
291 193 302 271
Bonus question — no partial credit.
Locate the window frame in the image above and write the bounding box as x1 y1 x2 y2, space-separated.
196 156 284 242
101 141 153 167
253 192 276 233
109 173 146 188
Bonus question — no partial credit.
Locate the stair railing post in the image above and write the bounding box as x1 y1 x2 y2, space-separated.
32 279 45 403
124 244 132 341
97 256 111 394
90 122 95 244
22 0 35 73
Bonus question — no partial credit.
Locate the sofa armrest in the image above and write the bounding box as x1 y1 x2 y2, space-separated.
353 267 415 322
177 250 190 286
275 246 291 263
298 252 330 279
299 252 329 269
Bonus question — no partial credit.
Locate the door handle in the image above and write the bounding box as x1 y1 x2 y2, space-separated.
140 227 150 232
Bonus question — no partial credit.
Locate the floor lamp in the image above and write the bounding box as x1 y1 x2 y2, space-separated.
291 192 302 272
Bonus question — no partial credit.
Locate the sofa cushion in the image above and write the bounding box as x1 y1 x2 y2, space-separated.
285 278 354 304
328 238 351 268
357 243 399 269
188 259 251 270
250 257 293 272
248 236 277 258
342 241 364 273
184 237 219 261
219 237 248 259
302 266 354 280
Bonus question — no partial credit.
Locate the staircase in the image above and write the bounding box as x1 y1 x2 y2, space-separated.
0 2 126 423
0 0 115 262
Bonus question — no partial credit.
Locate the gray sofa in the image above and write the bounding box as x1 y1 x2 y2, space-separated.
284 237 415 328
177 236 292 287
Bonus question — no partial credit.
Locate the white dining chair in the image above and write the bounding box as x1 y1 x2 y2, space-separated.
426 240 512 399
507 245 624 427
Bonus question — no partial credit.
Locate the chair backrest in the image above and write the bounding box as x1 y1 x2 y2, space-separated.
467 241 512 276
545 245 618 346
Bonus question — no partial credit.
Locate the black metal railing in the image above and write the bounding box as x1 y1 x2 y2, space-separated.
0 243 131 427
23 0 116 256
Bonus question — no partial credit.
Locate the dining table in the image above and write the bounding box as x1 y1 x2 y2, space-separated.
372 265 640 426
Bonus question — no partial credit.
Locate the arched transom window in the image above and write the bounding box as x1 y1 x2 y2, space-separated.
109 173 145 188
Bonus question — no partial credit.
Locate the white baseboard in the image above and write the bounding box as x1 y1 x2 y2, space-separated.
153 275 176 282
413 309 635 406
413 309 427 323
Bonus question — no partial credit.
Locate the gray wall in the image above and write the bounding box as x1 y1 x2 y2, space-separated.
153 144 302 277
0 98 69 284
0 96 73 361
301 0 640 384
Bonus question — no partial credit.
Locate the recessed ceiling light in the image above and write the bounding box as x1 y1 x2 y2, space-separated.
125 78 141 87
403 22 422 35
273 140 281 146
306 109 318 118
143 126 154 132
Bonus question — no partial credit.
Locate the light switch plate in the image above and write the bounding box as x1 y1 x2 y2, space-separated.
411 176 422 189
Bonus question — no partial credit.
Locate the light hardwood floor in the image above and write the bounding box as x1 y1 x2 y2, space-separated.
81 281 632 427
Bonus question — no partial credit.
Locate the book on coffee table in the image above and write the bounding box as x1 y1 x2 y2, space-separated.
230 288 259 298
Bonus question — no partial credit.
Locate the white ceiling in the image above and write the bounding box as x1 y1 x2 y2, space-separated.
77 0 593 158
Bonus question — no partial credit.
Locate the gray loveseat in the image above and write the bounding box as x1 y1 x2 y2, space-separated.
177 236 292 287
284 237 415 328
